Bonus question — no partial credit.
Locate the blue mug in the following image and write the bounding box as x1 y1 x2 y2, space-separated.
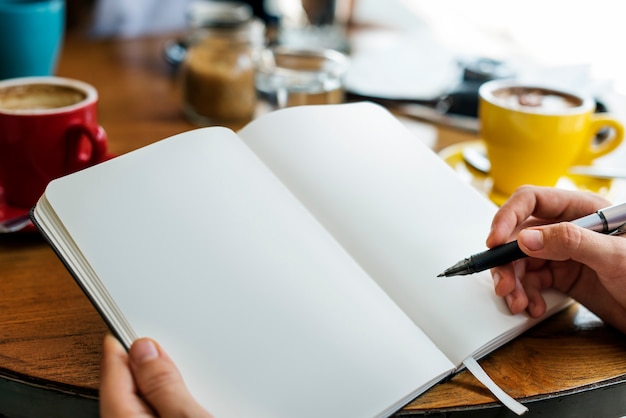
0 0 65 80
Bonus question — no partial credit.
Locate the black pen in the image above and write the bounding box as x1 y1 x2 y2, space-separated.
438 202 626 277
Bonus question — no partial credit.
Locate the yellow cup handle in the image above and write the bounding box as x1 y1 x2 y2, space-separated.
582 115 624 162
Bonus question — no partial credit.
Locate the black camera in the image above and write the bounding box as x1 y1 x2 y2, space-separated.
436 57 515 117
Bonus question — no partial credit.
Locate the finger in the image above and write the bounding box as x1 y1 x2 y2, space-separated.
491 258 530 314
518 223 623 277
486 186 609 248
487 187 537 247
529 188 609 222
129 338 212 418
507 275 530 314
99 334 152 417
492 264 516 297
520 271 548 318
511 186 609 222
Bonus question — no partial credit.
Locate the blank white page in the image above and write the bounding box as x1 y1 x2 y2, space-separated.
240 102 570 365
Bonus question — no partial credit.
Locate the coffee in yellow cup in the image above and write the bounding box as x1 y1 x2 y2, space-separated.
478 80 624 198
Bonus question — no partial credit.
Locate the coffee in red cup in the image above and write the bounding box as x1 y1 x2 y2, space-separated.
0 76 108 209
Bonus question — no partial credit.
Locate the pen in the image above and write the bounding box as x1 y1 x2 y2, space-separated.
438 201 626 277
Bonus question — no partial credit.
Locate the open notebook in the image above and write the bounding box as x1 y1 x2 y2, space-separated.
33 102 570 417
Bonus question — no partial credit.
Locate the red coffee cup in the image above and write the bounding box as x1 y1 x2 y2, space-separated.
0 77 108 209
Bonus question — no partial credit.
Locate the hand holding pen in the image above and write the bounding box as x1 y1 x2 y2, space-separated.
457 186 626 334
439 200 626 277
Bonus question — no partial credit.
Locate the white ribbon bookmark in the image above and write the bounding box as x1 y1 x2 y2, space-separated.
463 357 529 416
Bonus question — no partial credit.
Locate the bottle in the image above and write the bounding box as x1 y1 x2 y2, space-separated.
181 1 265 129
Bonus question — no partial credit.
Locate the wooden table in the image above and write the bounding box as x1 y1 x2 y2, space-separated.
2 33 626 418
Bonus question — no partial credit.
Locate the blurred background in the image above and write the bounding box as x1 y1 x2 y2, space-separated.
64 0 626 95
59 0 626 141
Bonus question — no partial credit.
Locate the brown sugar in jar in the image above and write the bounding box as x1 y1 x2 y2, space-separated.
181 2 264 129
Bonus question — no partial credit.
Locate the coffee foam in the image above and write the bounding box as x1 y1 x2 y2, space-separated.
491 87 582 113
0 84 86 111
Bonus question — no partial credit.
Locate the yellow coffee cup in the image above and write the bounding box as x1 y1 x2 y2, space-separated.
478 80 624 198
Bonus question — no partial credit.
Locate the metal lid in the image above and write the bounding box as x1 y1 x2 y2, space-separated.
187 1 253 28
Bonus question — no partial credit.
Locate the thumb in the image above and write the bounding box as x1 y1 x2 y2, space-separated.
129 338 212 418
518 222 610 270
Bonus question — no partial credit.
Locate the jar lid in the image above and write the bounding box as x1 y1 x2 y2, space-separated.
187 1 253 28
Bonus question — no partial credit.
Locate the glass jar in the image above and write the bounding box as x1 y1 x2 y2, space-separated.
181 1 265 129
